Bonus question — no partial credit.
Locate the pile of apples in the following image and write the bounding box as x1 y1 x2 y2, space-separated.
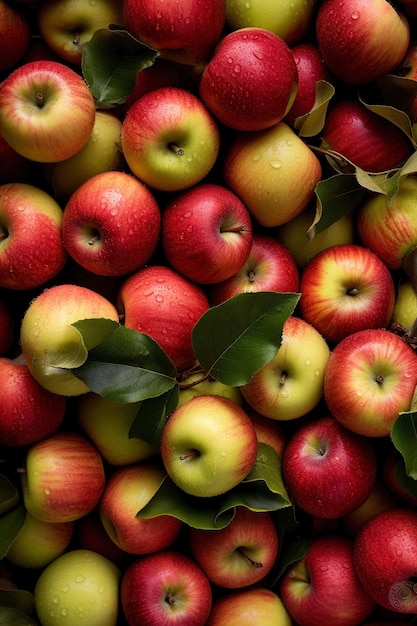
2 0 417 624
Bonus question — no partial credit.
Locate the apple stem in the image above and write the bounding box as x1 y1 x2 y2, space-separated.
165 593 176 605
179 449 200 461
347 287 359 296
248 270 256 282
169 143 185 156
220 225 248 234
88 233 100 246
279 371 287 385
288 569 310 583
177 371 211 389
36 92 45 108
238 547 263 568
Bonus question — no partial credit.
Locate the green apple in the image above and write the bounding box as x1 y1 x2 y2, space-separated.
177 372 243 408
20 283 120 396
390 278 417 334
34 549 120 626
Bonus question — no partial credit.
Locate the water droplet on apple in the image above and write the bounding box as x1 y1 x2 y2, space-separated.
252 154 261 162
61 608 68 616
75 575 85 583
233 64 241 73
44 487 51 495
253 51 264 61
270 160 282 169
305 358 311 366
52 596 60 604
314 369 320 377
155 295 164 303
62 585 70 593
351 11 360 19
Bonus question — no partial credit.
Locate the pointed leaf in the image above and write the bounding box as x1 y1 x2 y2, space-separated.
295 80 335 138
391 411 417 479
72 318 120 350
359 92 416 145
354 167 402 196
0 504 26 559
0 475 19 516
192 292 300 387
129 385 180 450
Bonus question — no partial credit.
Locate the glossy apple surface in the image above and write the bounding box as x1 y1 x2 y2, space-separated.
0 0 30 73
206 587 292 625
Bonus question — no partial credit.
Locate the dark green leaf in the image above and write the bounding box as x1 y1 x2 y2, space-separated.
129 385 180 450
391 411 417 479
0 589 34 617
0 504 25 560
72 318 119 350
295 80 335 138
192 292 300 387
0 607 37 626
0 475 19 516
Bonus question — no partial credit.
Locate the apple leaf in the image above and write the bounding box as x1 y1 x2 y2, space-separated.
72 325 177 403
0 474 19 516
128 386 180 449
0 504 25 560
359 91 416 146
192 292 300 387
390 411 417 479
72 318 119 351
375 74 417 121
295 80 335 138
0 607 37 625
0 590 35 619
82 25 160 108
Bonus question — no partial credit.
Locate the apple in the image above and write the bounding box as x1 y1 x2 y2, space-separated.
343 479 400 537
62 170 161 277
121 550 213 626
223 121 322 227
315 0 410 85
0 0 31 73
76 392 158 466
321 99 412 173
188 506 279 589
323 328 417 437
199 27 298 132
37 0 125 65
240 315 330 421
6 512 74 570
247 408 287 458
0 357 67 447
75 510 127 565
390 278 417 337
160 395 258 498
225 0 316 45
177 372 243 408
34 549 120 626
282 416 377 519
298 243 396 344
382 447 417 508
0 129 33 184
20 282 120 396
206 587 292 626
280 534 377 626
161 183 253 285
99 462 183 555
117 264 209 372
0 182 67 290
353 507 417 613
209 233 300 306
122 0 225 65
0 296 14 355
0 60 96 163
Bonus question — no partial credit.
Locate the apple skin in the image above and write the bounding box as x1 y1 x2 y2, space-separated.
0 296 14 355
391 278 417 335
75 511 127 566
382 447 417 508
343 479 400 537
121 86 220 193
34 549 120 626
121 550 213 626
353 507 417 613
117 264 209 372
0 60 96 163
315 0 410 85
240 315 330 421
247 408 287 458
223 122 322 227
206 587 292 626
0 182 67 290
298 243 396 344
0 0 31 73
199 27 298 132
20 283 120 396
280 534 377 626
188 507 279 589
322 99 411 173
62 170 161 277
282 416 377 519
209 233 300 306
37 0 125 65
177 372 243 408
160 395 258 498
0 357 67 447
21 431 106 523
323 328 417 437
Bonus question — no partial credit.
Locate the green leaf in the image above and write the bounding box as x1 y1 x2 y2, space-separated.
359 97 415 146
82 26 160 108
0 504 25 560
129 385 180 449
295 80 335 138
0 589 35 617
73 325 177 403
192 292 300 387
0 475 19 516
72 318 120 350
391 411 417 479
375 74 417 121
0 607 38 626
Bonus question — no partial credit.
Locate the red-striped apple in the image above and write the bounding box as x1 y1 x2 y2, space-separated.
207 587 292 625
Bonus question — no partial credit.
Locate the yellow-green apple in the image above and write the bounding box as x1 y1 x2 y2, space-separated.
247 408 287 458
6 512 74 569
76 392 158 466
122 0 225 65
0 0 31 73
280 534 377 626
282 416 377 519
37 0 124 65
45 109 125 204
209 233 300 306
240 315 330 421
391 278 417 336
20 282 120 396
161 183 253 285
62 170 161 277
188 507 279 589
117 264 209 372
0 296 14 355
315 0 410 85
206 587 292 626
0 357 66 447
342 479 400 537
75 511 127 565
121 550 213 626
0 60 96 162
177 372 243 408
353 507 417 613
225 0 316 45
323 328 417 437
382 447 417 508
199 27 298 132
21 431 106 523
298 243 396 344
223 122 322 227
276 203 355 269
160 395 258 498
121 86 220 192
322 99 412 173
0 182 67 290
99 462 183 555
34 549 120 626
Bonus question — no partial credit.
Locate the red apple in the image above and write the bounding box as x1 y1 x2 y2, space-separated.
199 27 298 132
247 408 287 458
75 511 127 566
382 447 417 508
0 0 31 73
206 587 292 625
342 479 400 537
